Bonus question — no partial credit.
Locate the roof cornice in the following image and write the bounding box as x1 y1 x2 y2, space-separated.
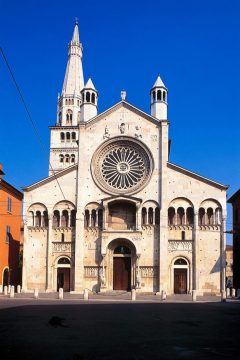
167 162 229 190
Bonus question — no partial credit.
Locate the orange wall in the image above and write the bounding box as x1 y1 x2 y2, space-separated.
0 187 22 286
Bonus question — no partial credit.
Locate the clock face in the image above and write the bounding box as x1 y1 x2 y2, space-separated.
91 136 153 195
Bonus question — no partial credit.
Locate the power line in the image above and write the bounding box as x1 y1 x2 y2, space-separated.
0 47 66 200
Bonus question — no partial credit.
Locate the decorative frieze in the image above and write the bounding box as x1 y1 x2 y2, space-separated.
169 225 193 230
140 266 158 278
199 225 220 231
84 266 102 278
52 242 74 253
168 240 192 252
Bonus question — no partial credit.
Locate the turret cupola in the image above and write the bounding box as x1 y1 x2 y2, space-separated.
80 78 98 122
150 75 168 120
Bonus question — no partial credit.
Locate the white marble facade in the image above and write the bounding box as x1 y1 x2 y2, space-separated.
22 22 228 295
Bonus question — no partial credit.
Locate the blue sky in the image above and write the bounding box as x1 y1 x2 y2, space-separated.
0 0 240 232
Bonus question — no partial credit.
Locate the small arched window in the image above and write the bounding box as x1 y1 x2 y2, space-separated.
71 154 75 163
86 92 90 102
66 110 73 124
157 90 162 100
174 258 187 265
61 233 65 242
53 210 60 228
142 207 147 225
85 210 90 228
91 93 95 104
61 210 69 228
181 231 185 240
148 208 153 225
58 257 70 264
60 132 65 142
72 132 76 141
177 207 184 225
155 207 160 225
114 245 131 254
92 210 96 227
35 211 41 227
199 208 205 225
65 154 70 163
186 207 194 225
59 112 62 125
152 91 156 101
71 99 74 105
77 100 80 106
66 132 70 142
168 207 175 225
207 208 214 225
71 210 76 227
59 154 64 163
65 99 68 105
98 209 103 228
43 211 48 227
163 91 166 101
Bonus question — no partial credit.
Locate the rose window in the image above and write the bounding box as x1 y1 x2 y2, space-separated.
92 138 153 195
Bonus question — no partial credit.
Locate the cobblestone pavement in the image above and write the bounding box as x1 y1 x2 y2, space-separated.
0 293 239 359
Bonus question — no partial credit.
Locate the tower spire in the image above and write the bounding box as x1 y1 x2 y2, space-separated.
56 20 85 126
62 20 84 96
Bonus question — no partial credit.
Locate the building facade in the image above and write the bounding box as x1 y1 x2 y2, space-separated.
0 165 23 287
22 22 228 295
228 190 240 289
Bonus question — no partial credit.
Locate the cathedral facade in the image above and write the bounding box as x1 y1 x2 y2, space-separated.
22 22 228 295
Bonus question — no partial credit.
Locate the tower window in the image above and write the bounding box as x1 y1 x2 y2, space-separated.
59 112 62 124
7 197 12 212
65 154 70 163
91 93 95 104
181 231 185 240
86 92 90 102
157 90 162 100
163 91 166 101
60 132 65 142
66 110 73 125
65 99 68 105
152 91 156 101
59 154 64 163
66 132 70 142
71 154 75 163
72 132 76 141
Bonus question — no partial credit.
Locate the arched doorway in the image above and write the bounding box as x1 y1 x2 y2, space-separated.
3 268 9 287
113 245 131 291
57 257 71 292
106 239 137 291
173 258 188 294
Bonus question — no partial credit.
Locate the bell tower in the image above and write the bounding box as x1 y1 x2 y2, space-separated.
150 75 168 120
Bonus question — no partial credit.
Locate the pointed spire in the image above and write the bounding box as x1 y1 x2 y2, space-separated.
152 74 166 89
61 20 84 95
71 19 80 45
84 78 96 90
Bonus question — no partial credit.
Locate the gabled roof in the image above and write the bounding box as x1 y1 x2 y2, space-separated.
81 100 168 128
167 162 229 190
227 189 240 203
23 164 78 192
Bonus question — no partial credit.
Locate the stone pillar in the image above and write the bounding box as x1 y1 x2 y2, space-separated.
46 217 53 291
153 208 156 226
146 208 149 225
68 211 71 228
96 210 98 228
220 216 226 292
17 285 21 294
34 288 39 299
0 285 2 293
10 286 14 298
59 288 64 299
4 286 8 295
192 211 199 291
131 289 136 301
89 210 92 228
83 288 89 300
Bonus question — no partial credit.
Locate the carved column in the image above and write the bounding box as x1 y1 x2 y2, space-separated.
96 209 98 228
46 217 53 291
220 216 226 291
192 211 198 292
153 208 156 226
146 208 149 225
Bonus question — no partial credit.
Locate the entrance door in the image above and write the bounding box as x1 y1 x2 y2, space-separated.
174 268 187 294
57 268 70 291
113 257 131 291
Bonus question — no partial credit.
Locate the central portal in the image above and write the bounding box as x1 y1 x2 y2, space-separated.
113 257 131 291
